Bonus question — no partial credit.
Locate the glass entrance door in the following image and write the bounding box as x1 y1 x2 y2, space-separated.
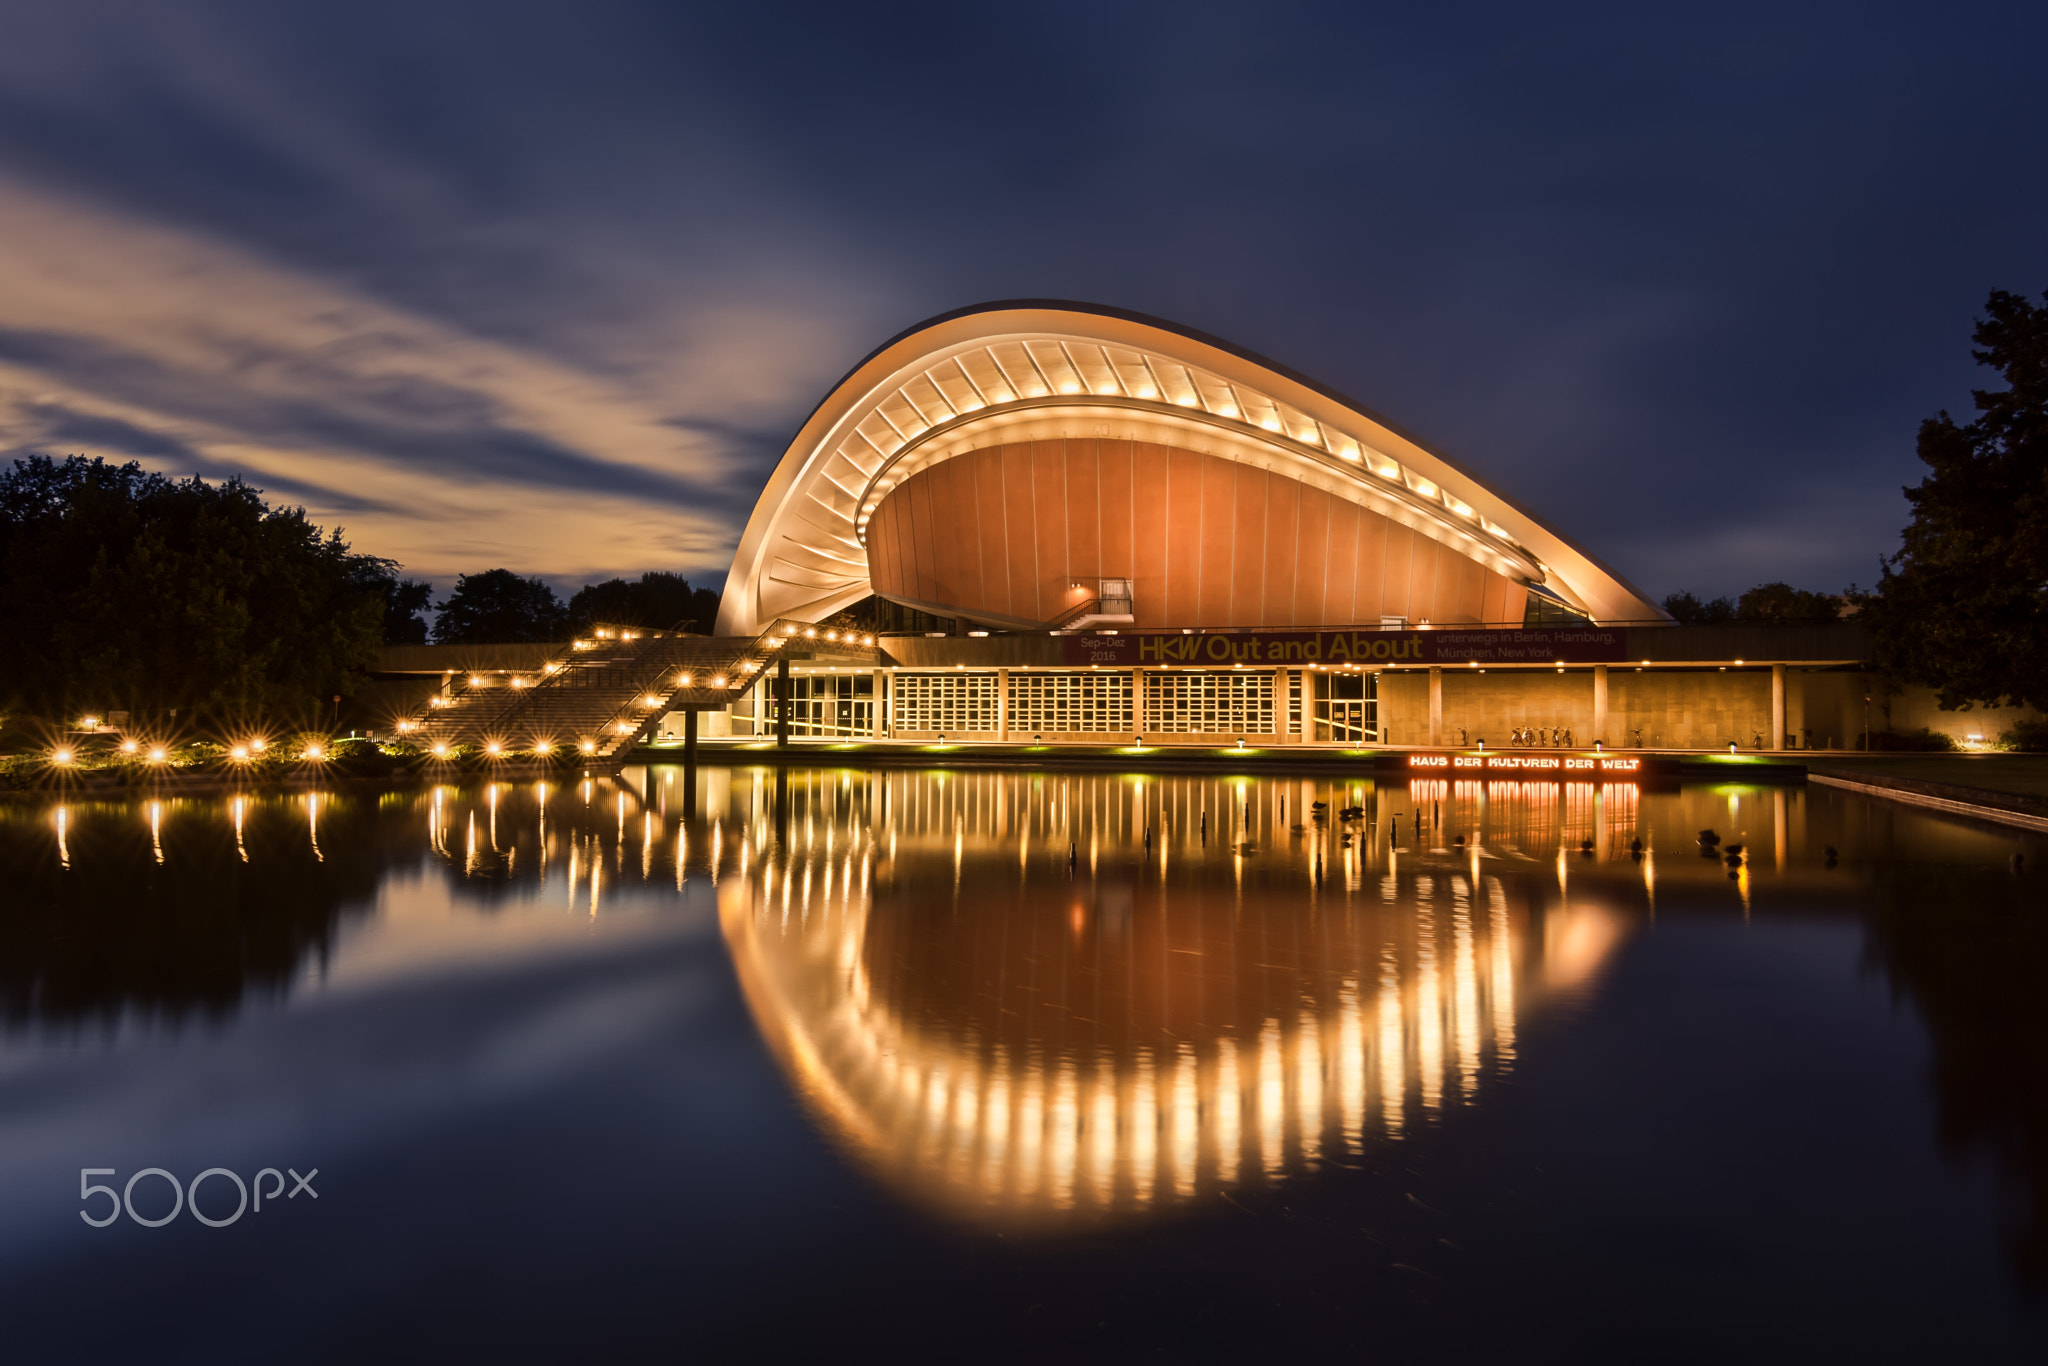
1311 672 1378 743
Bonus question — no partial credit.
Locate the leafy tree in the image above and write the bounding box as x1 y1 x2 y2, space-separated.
1865 289 2048 709
1662 591 1735 624
379 575 435 645
1663 583 1842 625
432 569 567 644
1735 582 1841 623
566 571 719 633
0 455 386 723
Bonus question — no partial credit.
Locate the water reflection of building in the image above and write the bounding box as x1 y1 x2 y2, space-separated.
717 769 1631 1228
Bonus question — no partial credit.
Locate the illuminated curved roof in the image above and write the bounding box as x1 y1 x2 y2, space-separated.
718 301 1664 635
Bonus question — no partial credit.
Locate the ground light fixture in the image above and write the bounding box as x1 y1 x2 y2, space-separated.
430 743 449 758
120 739 138 755
1729 742 1738 753
229 745 250 761
579 739 596 754
147 747 168 763
51 746 73 764
485 741 502 757
251 738 267 753
302 743 325 760
532 741 554 756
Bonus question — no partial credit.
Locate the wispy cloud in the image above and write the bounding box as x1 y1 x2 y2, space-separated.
0 174 859 586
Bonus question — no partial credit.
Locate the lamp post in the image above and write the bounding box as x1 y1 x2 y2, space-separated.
1863 693 1872 752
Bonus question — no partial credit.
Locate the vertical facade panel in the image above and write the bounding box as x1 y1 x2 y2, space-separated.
1454 554 1487 623
892 484 919 605
1480 570 1507 626
1228 462 1268 627
1353 504 1389 623
1501 580 1531 625
866 495 897 597
1293 485 1331 625
1065 438 1102 581
1382 524 1415 621
1098 440 1134 581
1164 447 1204 626
1408 536 1443 624
1031 440 1070 621
927 457 970 611
908 473 939 604
1324 497 1360 626
1001 443 1040 622
1409 532 1441 626
972 448 1012 620
1261 471 1300 626
1131 442 1169 627
1196 456 1236 625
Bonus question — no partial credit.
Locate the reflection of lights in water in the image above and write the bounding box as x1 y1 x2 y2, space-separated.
149 800 163 865
55 805 69 869
22 769 1670 1228
231 796 247 863
709 768 1613 1230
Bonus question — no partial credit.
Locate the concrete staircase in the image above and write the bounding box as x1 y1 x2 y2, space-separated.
394 620 875 763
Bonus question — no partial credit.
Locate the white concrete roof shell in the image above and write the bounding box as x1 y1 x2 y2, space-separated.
718 302 1667 636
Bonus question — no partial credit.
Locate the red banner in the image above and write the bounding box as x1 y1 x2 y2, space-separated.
1058 627 1625 667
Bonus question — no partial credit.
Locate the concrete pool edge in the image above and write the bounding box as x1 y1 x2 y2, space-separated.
1809 769 2048 831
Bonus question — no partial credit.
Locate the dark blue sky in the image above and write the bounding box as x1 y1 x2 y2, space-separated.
0 0 2040 599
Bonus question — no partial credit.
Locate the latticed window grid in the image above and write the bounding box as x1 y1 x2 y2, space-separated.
1008 672 1134 734
1142 672 1275 734
893 673 999 732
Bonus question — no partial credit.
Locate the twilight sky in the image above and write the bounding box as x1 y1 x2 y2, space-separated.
0 0 2041 602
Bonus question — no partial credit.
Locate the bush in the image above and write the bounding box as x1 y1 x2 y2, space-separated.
1999 719 2048 752
1868 727 1961 752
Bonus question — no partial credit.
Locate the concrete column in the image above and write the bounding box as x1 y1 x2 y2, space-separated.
775 655 791 747
872 668 886 738
1428 666 1443 747
681 710 698 818
996 668 1009 741
1771 663 1786 751
1132 668 1145 743
1275 668 1289 741
1592 664 1608 746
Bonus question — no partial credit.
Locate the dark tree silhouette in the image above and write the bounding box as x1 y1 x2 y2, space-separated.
1662 591 1736 624
0 455 386 722
1662 583 1841 625
566 571 720 633
1865 288 2048 709
378 575 435 644
432 569 567 644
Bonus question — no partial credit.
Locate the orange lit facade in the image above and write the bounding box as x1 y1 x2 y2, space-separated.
720 300 1665 637
693 303 1883 751
862 439 1529 631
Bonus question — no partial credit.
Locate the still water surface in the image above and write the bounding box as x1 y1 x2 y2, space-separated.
1 768 2045 1361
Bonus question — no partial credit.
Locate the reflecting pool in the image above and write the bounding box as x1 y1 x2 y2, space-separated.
1 769 2045 1361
